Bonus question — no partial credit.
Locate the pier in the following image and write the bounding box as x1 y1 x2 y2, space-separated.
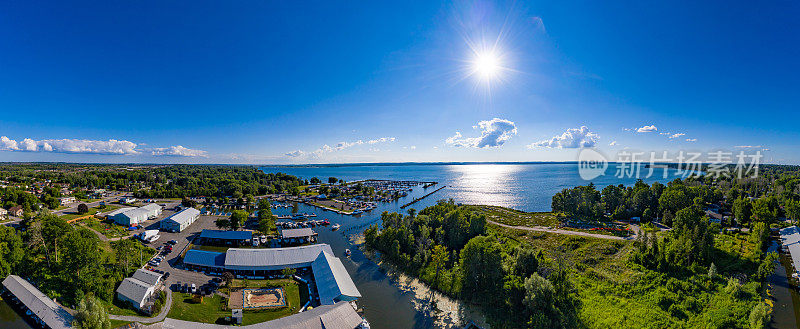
400 185 446 209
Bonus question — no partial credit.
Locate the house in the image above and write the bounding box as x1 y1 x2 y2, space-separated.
0 208 7 219
120 197 137 204
59 196 76 206
116 269 163 311
280 227 318 245
160 207 200 232
8 206 23 217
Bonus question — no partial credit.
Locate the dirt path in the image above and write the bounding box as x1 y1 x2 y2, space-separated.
487 220 635 241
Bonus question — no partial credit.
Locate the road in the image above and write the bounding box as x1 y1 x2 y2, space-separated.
108 289 174 324
487 219 635 241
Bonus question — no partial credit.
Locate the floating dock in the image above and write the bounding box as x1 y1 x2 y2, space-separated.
401 185 446 209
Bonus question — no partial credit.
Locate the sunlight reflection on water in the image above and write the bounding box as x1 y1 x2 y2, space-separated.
446 164 524 208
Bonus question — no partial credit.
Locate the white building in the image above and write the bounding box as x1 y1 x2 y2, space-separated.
59 196 76 206
109 203 162 226
0 207 7 219
160 207 200 232
116 269 162 311
780 226 800 274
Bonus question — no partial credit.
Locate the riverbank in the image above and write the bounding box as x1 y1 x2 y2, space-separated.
359 248 488 329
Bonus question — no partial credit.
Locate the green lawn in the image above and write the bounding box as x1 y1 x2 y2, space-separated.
168 278 305 325
109 319 132 328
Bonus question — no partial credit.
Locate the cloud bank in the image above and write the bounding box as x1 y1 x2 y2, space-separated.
446 118 517 148
285 136 397 159
529 126 599 149
0 136 207 157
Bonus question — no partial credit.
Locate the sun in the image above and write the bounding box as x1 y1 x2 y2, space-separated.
472 51 501 80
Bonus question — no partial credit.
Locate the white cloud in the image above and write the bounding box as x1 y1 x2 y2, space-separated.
659 132 670 136
40 139 138 154
286 137 396 159
0 136 19 151
21 138 38 151
367 137 395 145
734 145 763 149
636 125 658 133
410 145 416 150
669 133 686 139
285 150 305 157
686 138 697 142
529 126 599 149
151 145 208 157
445 118 517 148
609 141 617 146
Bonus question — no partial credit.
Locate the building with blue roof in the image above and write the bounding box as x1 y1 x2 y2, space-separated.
199 229 253 246
183 250 227 272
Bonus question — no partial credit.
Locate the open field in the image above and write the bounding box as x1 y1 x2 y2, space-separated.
471 205 561 227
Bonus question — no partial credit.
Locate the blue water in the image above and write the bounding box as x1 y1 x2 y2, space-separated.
259 163 684 329
262 163 686 212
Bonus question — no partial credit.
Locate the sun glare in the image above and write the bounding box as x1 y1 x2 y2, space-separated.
472 51 501 80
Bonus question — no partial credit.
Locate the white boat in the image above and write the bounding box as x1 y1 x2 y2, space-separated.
331 224 341 231
345 249 351 257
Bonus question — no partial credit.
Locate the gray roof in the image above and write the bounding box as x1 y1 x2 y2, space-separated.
200 229 252 240
158 301 363 329
107 207 135 217
224 244 333 271
312 251 361 305
132 269 162 286
112 203 160 220
163 208 200 226
116 277 153 305
1 275 73 329
183 250 227 268
781 226 800 272
281 228 316 239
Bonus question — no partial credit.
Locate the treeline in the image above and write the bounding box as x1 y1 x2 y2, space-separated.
0 163 306 200
365 200 578 328
0 211 152 307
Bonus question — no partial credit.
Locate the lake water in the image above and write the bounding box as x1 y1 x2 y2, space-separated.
260 163 686 329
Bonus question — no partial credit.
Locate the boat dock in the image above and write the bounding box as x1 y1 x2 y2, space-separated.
401 185 446 209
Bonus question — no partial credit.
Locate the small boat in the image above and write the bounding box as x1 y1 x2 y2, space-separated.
331 224 341 231
345 249 351 257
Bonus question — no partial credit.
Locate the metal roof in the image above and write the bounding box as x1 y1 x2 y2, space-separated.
163 208 201 226
781 226 800 272
280 228 316 239
159 301 363 329
107 207 135 217
312 251 362 305
224 244 333 271
116 277 153 305
183 250 227 268
1 275 73 329
200 229 252 240
132 269 163 286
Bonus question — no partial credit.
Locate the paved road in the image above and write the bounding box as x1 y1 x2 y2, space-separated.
487 220 634 241
53 193 127 215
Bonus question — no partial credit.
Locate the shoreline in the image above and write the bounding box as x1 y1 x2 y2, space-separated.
357 246 488 329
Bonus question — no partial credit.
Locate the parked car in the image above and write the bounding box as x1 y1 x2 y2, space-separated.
191 283 197 293
168 240 178 245
163 272 170 279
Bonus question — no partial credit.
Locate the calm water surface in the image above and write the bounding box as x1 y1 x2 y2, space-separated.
260 163 685 329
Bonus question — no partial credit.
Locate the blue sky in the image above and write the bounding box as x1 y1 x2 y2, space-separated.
1 0 798 164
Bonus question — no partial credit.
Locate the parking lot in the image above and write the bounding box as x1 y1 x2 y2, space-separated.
142 213 226 293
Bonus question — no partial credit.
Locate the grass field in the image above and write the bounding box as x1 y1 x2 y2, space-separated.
82 217 131 238
168 278 305 325
471 205 560 227
109 319 132 328
488 219 761 329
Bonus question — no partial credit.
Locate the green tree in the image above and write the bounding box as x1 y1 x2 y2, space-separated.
72 295 111 329
431 245 448 289
459 236 503 303
733 197 753 224
229 210 248 231
748 302 770 329
0 225 24 278
77 203 89 214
